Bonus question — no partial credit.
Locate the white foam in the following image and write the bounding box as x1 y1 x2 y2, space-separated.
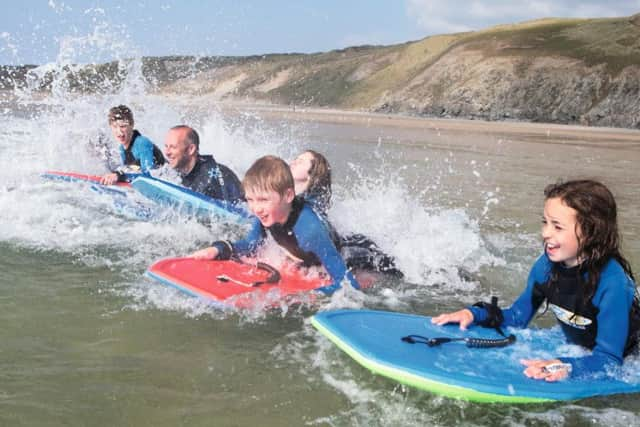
1 18 507 322
0 94 507 322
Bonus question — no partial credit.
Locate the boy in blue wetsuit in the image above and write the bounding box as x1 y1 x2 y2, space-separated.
163 125 243 203
190 155 359 293
100 105 165 185
433 180 640 381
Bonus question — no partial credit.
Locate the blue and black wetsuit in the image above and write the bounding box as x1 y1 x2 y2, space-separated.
469 254 640 377
300 190 402 277
301 189 331 218
115 130 165 181
181 155 243 203
211 197 359 293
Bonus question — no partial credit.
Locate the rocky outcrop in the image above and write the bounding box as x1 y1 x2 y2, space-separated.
583 66 640 128
377 46 640 128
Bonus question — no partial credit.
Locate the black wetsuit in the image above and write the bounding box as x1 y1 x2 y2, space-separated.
338 233 403 277
181 155 243 203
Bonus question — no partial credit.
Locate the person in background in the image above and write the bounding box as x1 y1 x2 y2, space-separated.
432 179 640 381
100 105 165 185
290 150 332 216
190 155 359 294
163 125 243 203
289 150 402 277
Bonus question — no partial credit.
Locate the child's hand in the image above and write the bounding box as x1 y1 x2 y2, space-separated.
431 309 474 330
100 172 119 185
520 359 570 382
189 247 219 260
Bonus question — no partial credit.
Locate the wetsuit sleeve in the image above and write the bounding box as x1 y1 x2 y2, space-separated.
132 135 158 174
469 254 550 328
212 217 264 260
294 209 359 293
557 268 635 377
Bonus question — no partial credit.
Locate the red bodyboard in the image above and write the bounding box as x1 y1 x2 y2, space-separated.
43 170 132 188
146 257 331 308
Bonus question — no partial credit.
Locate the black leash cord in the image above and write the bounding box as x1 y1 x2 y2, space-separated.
216 261 281 287
255 262 281 285
401 334 516 348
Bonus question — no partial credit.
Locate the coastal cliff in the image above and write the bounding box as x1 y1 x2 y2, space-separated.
2 14 639 129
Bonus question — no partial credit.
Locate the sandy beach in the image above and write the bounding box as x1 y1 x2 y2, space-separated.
216 102 640 149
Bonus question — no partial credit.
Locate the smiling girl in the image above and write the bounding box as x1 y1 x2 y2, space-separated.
432 179 639 381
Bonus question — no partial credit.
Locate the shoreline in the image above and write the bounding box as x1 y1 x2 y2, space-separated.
4 91 639 147
213 101 640 147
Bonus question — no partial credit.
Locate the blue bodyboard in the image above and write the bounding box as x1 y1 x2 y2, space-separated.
131 176 250 223
311 309 640 403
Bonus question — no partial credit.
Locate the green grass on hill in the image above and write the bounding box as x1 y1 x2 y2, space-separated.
464 17 640 76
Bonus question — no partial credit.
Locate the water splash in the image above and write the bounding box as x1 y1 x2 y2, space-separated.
0 0 506 322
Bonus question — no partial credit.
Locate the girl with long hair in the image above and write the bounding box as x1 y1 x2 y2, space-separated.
432 179 639 381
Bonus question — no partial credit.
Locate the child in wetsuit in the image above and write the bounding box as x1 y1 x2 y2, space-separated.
432 179 639 381
289 150 402 276
190 155 359 293
100 105 165 185
290 150 332 215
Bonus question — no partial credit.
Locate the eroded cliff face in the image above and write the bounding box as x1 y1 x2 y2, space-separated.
3 15 639 129
373 45 640 128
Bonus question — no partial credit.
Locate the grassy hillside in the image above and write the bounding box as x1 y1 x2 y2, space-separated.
467 17 640 75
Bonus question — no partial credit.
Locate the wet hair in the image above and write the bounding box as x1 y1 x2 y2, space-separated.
170 125 200 152
243 155 294 197
303 150 332 211
544 179 634 303
108 105 134 125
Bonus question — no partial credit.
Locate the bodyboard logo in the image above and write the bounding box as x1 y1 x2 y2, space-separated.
549 303 592 329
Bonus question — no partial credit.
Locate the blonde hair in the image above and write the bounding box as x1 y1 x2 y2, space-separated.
243 155 294 196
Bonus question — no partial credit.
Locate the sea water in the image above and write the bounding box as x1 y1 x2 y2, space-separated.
1 19 640 427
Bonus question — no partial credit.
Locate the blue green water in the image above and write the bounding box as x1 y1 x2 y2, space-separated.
1 94 639 425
